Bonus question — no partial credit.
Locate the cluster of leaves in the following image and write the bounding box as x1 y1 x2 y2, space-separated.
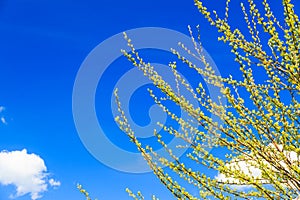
77 184 98 200
114 0 300 199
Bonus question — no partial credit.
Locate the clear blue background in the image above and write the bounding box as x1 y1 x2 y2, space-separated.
0 0 299 199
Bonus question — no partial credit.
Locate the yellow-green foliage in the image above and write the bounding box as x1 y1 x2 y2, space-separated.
77 184 98 200
115 0 300 199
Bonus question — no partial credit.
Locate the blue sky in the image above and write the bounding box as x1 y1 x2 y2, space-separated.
0 0 299 200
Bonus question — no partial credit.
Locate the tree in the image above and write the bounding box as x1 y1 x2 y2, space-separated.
113 0 300 199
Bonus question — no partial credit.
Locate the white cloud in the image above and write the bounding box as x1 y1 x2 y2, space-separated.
215 158 263 190
1 117 7 125
49 179 61 187
0 149 60 200
216 143 299 191
0 106 7 125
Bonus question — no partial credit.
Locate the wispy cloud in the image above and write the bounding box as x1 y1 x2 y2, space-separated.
0 106 7 125
0 106 4 113
0 149 60 200
1 117 7 125
49 179 61 188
